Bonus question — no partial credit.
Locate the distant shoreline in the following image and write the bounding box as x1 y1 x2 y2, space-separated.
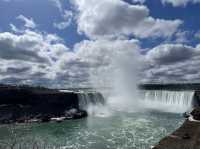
139 83 200 90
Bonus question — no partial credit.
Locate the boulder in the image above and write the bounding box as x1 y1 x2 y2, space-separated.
183 112 190 118
41 115 51 122
50 117 66 123
73 110 88 119
190 108 200 120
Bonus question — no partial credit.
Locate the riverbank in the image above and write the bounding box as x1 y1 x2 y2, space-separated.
153 108 200 149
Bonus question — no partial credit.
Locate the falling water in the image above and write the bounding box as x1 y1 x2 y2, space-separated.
77 90 194 114
77 91 111 117
77 92 105 109
141 90 194 113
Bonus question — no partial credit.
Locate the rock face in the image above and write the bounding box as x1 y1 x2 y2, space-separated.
190 108 200 120
153 108 200 149
0 84 87 124
193 91 200 108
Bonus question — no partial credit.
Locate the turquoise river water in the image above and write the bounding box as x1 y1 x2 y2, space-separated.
0 111 184 149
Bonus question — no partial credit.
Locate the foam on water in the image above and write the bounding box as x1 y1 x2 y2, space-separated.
87 104 113 117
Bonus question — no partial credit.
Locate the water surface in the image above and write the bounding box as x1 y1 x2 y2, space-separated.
0 111 184 149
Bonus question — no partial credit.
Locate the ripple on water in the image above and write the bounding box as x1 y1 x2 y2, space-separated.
0 112 184 149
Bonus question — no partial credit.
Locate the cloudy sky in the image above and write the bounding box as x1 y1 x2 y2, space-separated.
0 0 200 87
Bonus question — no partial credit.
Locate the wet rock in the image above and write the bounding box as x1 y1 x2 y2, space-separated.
64 108 77 118
16 117 26 123
51 117 66 123
183 112 190 118
191 108 200 120
28 119 41 123
35 114 42 119
41 115 51 122
65 108 87 119
182 133 190 139
73 110 88 119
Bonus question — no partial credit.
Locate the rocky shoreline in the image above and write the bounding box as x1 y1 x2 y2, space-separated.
0 84 88 124
153 108 200 149
0 105 87 124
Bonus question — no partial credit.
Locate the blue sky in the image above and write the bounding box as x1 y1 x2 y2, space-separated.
1 0 200 48
0 0 200 87
0 0 86 48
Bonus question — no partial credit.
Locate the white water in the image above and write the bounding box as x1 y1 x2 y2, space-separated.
104 89 195 114
77 92 112 117
77 92 105 108
78 90 194 115
141 90 194 113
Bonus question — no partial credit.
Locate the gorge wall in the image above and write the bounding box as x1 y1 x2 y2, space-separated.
0 84 104 124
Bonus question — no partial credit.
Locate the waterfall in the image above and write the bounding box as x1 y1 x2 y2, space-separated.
77 90 194 114
77 92 105 110
142 90 194 113
77 91 112 117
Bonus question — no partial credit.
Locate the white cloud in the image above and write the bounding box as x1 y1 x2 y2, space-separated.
72 0 182 39
50 0 63 12
134 17 182 38
0 26 142 87
143 43 200 83
174 31 189 43
1 28 200 86
161 0 200 7
146 44 196 64
56 39 141 87
16 15 36 29
63 10 73 20
53 21 71 30
0 30 70 86
9 24 21 33
53 10 73 30
50 0 73 30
